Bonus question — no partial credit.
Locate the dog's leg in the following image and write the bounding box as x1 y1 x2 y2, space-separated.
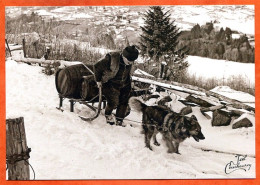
163 135 176 153
174 142 180 154
152 129 160 146
166 139 176 153
143 125 153 151
146 130 154 151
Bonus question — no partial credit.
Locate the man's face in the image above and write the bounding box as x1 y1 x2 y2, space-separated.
122 55 133 65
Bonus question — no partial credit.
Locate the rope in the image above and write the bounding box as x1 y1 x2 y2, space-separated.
123 117 143 124
24 160 36 180
81 63 94 75
6 148 35 180
114 115 158 126
6 148 31 165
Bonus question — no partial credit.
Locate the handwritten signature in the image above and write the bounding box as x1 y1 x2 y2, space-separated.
225 155 252 174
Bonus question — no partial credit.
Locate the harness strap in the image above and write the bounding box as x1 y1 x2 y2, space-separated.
146 112 185 133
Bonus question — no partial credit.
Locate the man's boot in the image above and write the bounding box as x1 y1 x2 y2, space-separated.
116 118 127 127
105 114 115 125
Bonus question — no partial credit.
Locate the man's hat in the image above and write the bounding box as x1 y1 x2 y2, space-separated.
123 45 139 61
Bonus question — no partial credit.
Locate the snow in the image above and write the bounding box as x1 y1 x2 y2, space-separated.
71 13 93 19
211 86 255 104
35 9 57 18
134 69 154 77
185 107 255 157
169 5 254 35
186 56 255 87
233 113 255 124
126 26 135 31
6 57 255 179
232 33 241 39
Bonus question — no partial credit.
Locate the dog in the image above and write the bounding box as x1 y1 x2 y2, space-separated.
129 97 205 154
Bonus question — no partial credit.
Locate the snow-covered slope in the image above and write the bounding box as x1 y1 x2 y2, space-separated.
6 59 255 179
186 56 255 87
211 86 255 108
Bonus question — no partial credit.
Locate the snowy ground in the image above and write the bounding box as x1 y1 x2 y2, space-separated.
6 58 255 179
186 56 255 88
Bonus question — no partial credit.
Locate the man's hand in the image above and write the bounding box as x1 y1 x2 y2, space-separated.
97 81 102 88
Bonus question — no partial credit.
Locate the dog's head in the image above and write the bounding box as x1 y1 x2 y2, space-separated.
172 115 205 142
185 115 205 142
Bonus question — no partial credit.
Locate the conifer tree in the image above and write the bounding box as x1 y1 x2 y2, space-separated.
139 6 181 77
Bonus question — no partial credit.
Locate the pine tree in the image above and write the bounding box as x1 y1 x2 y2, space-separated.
139 6 181 78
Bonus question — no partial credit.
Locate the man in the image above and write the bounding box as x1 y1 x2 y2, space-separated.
94 45 139 126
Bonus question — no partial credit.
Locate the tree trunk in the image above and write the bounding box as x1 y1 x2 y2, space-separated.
6 117 30 180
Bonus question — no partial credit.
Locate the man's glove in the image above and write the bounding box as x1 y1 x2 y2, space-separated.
97 81 102 89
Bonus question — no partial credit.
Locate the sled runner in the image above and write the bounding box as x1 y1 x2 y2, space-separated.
55 64 104 121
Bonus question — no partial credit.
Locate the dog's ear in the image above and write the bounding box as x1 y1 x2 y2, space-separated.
184 116 192 126
191 115 197 121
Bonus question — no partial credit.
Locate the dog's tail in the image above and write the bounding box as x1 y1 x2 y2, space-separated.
129 97 147 112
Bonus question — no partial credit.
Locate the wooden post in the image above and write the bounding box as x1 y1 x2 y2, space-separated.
22 39 26 58
70 100 74 112
5 39 12 57
6 117 30 180
33 42 39 58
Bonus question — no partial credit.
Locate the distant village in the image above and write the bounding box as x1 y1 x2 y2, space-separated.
6 6 143 44
6 6 255 46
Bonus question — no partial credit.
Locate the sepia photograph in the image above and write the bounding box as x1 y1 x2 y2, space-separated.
5 4 255 180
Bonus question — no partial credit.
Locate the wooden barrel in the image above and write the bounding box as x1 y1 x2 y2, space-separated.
80 75 99 101
55 64 94 99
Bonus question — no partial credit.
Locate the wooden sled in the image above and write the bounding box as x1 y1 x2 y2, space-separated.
55 64 106 121
56 85 104 121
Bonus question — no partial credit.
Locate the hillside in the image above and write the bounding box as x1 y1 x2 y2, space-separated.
6 5 254 45
6 5 254 34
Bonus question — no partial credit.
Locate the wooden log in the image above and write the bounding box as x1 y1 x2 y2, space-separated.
200 105 226 112
132 76 206 96
178 99 198 107
132 76 255 112
11 56 84 67
159 78 209 95
6 117 30 180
